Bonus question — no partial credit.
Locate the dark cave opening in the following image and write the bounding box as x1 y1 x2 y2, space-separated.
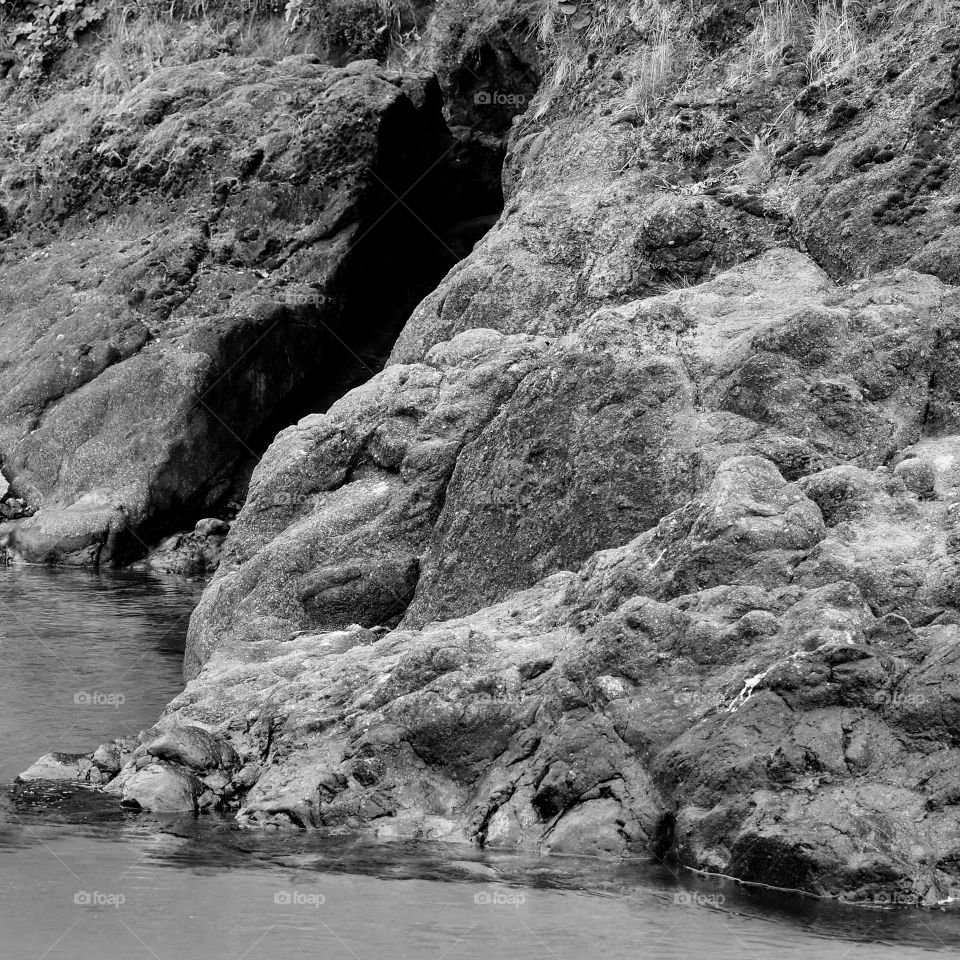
173 121 510 540
130 60 539 557
246 149 504 460
235 28 543 468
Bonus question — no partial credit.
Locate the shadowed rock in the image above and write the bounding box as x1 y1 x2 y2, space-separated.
0 56 457 565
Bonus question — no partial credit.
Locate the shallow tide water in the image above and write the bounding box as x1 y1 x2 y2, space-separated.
1 566 958 959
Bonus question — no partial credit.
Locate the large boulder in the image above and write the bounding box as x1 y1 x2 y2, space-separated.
87 449 960 903
0 55 455 564
17 752 102 784
185 250 959 672
113 762 202 814
145 723 238 772
403 254 949 625
183 327 549 673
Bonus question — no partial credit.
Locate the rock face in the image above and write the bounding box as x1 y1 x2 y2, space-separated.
186 249 955 671
107 446 960 903
184 326 548 671
135 247 960 907
15 0 960 911
0 55 461 564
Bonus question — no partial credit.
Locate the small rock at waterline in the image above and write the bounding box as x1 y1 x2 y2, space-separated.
92 742 122 775
146 724 238 771
120 763 200 813
18 753 94 782
194 517 230 537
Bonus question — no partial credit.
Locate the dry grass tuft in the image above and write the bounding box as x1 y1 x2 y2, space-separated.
530 0 702 116
730 131 775 186
740 0 805 77
733 0 860 83
733 0 948 86
621 4 684 115
806 0 860 80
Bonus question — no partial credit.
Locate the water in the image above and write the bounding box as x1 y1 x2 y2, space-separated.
1 567 958 959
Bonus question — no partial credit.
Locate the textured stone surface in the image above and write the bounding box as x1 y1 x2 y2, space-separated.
112 762 202 813
83 450 960 904
0 56 453 564
17 752 101 784
138 519 231 578
186 250 959 670
76 247 960 902
16 0 960 910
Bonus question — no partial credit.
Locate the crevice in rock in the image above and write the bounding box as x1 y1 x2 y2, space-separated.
245 190 495 459
137 112 513 566
249 159 502 454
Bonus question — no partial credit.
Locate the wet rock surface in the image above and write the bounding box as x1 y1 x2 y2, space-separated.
18 752 104 784
69 247 960 905
139 518 231 578
81 447 960 904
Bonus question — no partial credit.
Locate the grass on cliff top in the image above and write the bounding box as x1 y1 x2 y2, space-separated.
522 0 955 183
0 0 425 82
531 0 953 114
0 0 434 215
1 0 954 207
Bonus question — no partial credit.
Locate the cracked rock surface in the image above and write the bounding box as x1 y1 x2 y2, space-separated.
94 442 960 904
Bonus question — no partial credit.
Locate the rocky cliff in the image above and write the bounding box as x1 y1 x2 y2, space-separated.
0 0 533 565
12 0 960 907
